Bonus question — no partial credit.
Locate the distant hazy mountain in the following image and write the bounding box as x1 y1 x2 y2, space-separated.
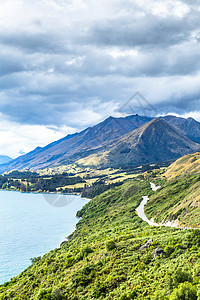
161 115 200 143
0 155 12 165
0 115 200 172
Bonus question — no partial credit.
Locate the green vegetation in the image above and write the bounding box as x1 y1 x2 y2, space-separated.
146 174 200 228
0 177 200 299
1 163 163 197
0 171 86 193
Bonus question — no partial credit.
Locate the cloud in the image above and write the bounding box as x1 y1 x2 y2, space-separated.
0 0 200 156
0 113 76 158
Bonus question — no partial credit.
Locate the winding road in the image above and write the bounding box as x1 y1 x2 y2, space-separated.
136 182 180 228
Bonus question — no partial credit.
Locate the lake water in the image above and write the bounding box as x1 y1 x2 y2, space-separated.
0 190 89 284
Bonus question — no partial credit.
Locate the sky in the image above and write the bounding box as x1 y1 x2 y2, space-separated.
0 0 200 158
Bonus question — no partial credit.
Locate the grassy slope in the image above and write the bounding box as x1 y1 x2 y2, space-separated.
146 174 200 227
0 178 200 300
164 152 200 180
145 153 200 228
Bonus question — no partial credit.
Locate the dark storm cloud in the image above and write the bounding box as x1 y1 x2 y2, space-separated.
0 0 200 131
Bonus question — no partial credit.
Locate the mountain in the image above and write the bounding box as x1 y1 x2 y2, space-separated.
0 115 152 173
161 115 200 143
96 118 200 167
0 115 200 173
0 155 12 165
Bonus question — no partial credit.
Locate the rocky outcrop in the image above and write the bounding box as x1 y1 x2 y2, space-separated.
151 248 164 258
139 239 153 250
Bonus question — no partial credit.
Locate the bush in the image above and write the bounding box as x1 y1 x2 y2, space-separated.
197 286 200 300
36 288 53 300
72 273 90 287
188 231 200 247
51 288 64 300
106 240 116 251
142 253 152 265
30 256 41 264
120 289 137 299
168 269 193 289
169 282 197 300
164 245 175 257
81 246 93 257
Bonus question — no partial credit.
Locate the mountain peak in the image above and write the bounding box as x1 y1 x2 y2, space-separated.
1 114 200 172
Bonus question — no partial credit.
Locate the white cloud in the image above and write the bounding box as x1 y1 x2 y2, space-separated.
0 113 76 158
0 0 199 157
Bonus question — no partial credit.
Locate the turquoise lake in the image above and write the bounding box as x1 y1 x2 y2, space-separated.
0 190 89 284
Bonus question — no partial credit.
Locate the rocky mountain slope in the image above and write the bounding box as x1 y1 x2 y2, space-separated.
0 115 200 172
0 115 152 173
79 119 200 168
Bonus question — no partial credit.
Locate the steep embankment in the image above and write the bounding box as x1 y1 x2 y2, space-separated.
145 153 200 228
0 178 200 299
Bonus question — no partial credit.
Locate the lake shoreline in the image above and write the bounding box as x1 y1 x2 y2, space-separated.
0 190 90 285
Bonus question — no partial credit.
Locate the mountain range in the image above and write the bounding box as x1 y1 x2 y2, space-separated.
0 155 12 165
1 114 200 172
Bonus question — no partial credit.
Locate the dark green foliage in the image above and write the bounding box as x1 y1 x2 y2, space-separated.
106 240 116 251
30 256 41 264
81 180 123 198
169 282 197 300
188 230 200 247
164 245 175 257
0 172 85 193
167 269 193 290
120 289 138 299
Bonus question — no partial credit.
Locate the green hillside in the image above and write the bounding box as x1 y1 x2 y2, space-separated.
1 177 200 299
145 153 200 228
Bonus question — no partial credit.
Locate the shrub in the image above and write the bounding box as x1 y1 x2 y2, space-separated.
197 286 200 300
51 288 64 300
120 289 137 299
106 240 116 251
36 288 53 300
168 269 193 289
81 246 93 257
169 282 197 300
92 281 107 297
193 265 200 277
72 273 90 287
30 256 41 264
164 245 175 257
188 231 200 247
142 253 152 265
